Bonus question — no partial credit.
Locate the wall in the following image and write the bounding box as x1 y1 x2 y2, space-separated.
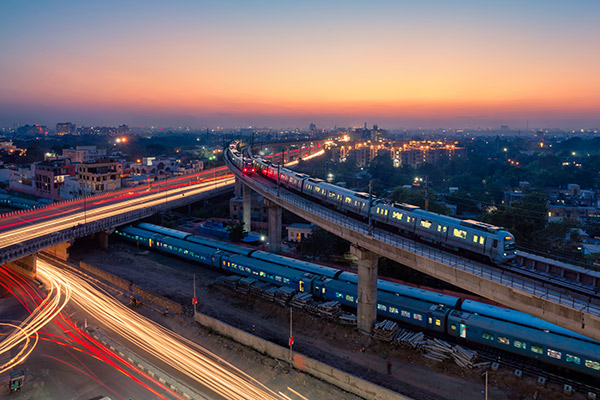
194 313 410 400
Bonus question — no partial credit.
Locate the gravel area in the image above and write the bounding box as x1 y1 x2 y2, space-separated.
69 237 584 400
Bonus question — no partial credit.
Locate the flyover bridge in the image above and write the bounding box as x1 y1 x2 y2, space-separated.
0 168 235 273
225 148 600 341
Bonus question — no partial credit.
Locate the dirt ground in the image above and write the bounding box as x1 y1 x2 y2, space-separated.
69 238 585 400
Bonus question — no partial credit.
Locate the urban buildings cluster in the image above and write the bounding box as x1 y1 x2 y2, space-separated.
0 145 205 201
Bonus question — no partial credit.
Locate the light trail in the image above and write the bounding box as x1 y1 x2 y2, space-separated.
0 264 70 373
37 259 290 400
0 174 234 248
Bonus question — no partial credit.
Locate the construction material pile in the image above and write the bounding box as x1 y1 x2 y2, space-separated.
290 292 313 308
372 320 399 342
316 301 342 319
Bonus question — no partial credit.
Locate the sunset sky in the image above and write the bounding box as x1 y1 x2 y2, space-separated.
1 0 599 129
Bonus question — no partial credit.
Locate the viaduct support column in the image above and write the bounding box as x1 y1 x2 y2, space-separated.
265 199 282 253
243 183 252 232
234 177 242 198
351 244 379 334
97 229 113 249
6 254 37 280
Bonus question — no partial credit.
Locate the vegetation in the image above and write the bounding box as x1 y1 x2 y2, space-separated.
226 220 248 242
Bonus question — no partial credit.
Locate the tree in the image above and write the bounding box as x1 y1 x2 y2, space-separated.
226 220 248 242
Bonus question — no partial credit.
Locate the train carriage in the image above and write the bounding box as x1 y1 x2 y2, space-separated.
447 310 600 377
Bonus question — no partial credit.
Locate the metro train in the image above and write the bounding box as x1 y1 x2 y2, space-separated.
226 142 516 264
115 223 600 379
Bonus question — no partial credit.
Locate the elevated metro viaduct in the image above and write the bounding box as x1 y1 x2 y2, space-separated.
0 171 235 280
227 152 600 340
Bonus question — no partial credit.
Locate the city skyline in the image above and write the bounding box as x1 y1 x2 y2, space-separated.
1 0 599 129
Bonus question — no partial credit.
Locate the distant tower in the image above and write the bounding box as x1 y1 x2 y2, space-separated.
364 122 367 130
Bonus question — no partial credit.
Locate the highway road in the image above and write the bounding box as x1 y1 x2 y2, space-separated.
0 167 234 250
34 257 290 400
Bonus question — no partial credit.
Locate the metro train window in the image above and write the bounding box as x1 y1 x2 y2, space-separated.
275 276 282 282
420 220 432 229
392 211 403 220
498 337 510 345
450 324 457 331
453 229 467 239
406 216 413 223
435 319 441 326
566 354 581 365
401 310 410 318
413 314 423 321
547 349 562 360
345 295 354 302
482 333 494 341
259 271 266 277
283 278 290 284
531 345 543 354
437 225 447 233
389 307 398 314
377 304 387 311
473 235 479 243
585 360 600 370
460 324 466 338
514 341 526 350
345 197 352 203
479 236 485 245
245 267 251 273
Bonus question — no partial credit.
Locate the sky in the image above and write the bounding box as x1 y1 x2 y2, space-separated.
1 0 599 130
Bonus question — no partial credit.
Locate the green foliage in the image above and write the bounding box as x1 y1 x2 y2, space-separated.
226 220 248 242
297 228 349 260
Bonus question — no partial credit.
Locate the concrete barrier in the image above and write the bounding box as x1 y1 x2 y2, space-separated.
194 312 410 400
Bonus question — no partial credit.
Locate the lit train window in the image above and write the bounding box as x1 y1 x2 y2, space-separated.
566 354 581 365
245 267 250 273
435 319 441 326
531 345 543 354
479 236 485 245
345 197 352 203
336 292 343 299
283 278 290 284
498 337 510 345
547 349 562 360
453 229 467 239
437 225 447 233
482 333 494 341
406 216 413 223
460 324 466 338
275 276 282 282
401 310 410 318
585 360 600 370
514 341 526 349
473 235 478 243
413 314 423 321
377 304 387 311
450 324 457 331
389 307 398 314
259 271 266 277
420 220 432 229
345 295 354 302
392 211 403 220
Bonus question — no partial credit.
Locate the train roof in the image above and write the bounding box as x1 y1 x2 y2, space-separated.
452 311 600 356
251 251 341 279
185 234 253 256
336 271 461 307
119 226 164 240
158 235 223 257
223 254 316 281
137 223 192 240
461 300 597 342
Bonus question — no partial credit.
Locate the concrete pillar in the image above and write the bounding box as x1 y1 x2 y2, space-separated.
266 199 282 253
351 244 379 334
46 242 71 261
97 230 110 249
6 254 37 280
243 183 252 232
235 177 242 198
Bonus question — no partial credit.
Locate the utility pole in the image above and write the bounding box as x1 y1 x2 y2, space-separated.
367 180 373 235
277 162 281 197
424 176 429 211
289 308 293 363
193 274 197 315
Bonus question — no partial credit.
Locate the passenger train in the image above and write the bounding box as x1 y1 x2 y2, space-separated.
115 223 600 379
226 141 516 264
